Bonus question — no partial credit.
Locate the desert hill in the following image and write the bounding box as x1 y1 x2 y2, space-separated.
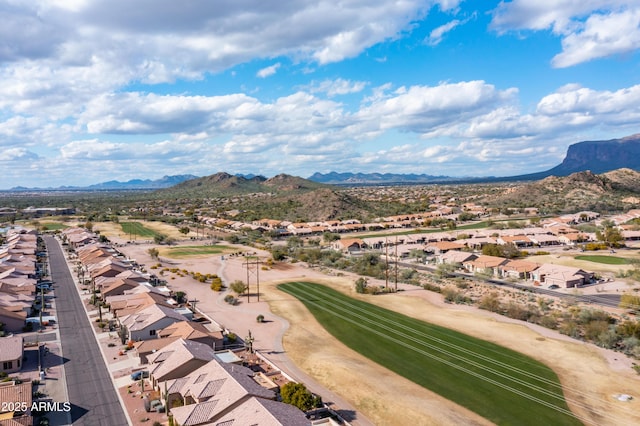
483 169 640 213
159 172 327 198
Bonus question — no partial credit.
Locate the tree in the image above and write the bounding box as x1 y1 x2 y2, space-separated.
179 226 190 236
355 277 368 293
596 223 624 248
230 280 247 295
154 233 168 244
322 232 341 243
84 221 94 231
280 382 321 412
174 291 186 304
148 247 160 260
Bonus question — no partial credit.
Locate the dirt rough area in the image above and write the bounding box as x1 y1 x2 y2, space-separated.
114 238 640 426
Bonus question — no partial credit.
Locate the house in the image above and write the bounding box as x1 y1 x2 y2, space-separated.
163 359 284 425
157 321 224 350
437 250 477 265
531 264 594 288
497 235 533 248
0 380 32 424
101 279 141 298
134 337 180 364
0 307 26 333
119 303 188 341
499 260 539 280
529 234 561 246
148 339 217 386
558 233 589 246
106 292 174 318
425 241 465 254
331 238 366 254
463 255 508 276
204 396 310 426
0 336 23 374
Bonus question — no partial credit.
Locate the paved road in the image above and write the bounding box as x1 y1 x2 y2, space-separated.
44 236 129 426
397 261 622 308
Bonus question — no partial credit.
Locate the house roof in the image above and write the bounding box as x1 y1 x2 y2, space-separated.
439 250 477 264
148 339 217 382
158 320 223 341
501 259 539 273
465 255 508 268
426 241 465 251
119 303 186 332
211 396 310 426
134 336 180 356
166 359 275 425
0 381 32 413
0 336 23 362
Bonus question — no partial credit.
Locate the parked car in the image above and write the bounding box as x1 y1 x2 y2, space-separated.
130 370 149 380
548 284 560 290
150 399 164 413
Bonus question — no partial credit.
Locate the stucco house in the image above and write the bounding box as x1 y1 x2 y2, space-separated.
463 255 508 276
0 336 24 374
148 338 217 386
161 358 308 426
119 303 187 341
531 264 593 288
331 238 366 254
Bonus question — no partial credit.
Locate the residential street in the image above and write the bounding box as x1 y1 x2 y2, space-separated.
44 236 130 426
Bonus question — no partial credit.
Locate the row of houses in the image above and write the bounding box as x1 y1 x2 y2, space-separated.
438 250 594 288
0 228 40 425
0 228 40 334
65 228 319 425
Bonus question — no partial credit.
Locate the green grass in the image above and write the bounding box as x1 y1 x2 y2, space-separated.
574 255 632 265
120 222 160 238
279 282 583 426
161 245 230 258
40 222 68 231
356 221 491 239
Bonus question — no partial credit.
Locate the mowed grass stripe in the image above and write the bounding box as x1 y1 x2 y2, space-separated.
574 255 632 265
287 283 572 412
162 245 229 257
298 282 568 397
120 221 160 237
279 282 584 426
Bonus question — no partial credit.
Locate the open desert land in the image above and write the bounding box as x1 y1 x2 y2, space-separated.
106 233 640 426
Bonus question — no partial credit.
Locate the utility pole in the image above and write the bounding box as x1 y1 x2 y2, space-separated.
246 257 250 303
385 238 389 289
244 257 261 302
395 235 399 291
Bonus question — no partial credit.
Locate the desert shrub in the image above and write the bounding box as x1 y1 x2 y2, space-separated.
256 314 264 323
584 242 609 251
479 292 501 312
442 287 469 304
355 277 368 294
423 282 442 293
210 277 223 291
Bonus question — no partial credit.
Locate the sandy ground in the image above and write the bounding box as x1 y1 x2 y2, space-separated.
112 237 640 426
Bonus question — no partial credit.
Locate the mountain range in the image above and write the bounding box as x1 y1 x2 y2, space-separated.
8 134 640 190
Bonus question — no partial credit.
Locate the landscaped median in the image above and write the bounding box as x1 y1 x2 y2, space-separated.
279 281 584 426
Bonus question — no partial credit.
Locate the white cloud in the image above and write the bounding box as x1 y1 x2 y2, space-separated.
490 1 640 67
426 20 462 46
307 78 367 97
257 63 281 78
552 9 640 67
0 147 39 161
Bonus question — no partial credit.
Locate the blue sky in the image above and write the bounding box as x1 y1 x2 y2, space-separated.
1 0 640 188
